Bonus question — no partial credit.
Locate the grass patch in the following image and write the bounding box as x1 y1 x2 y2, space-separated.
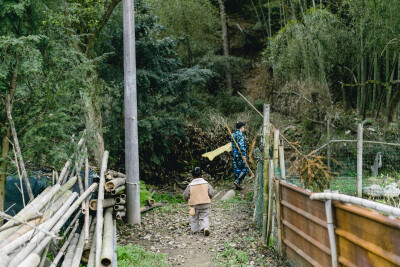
153 191 185 204
221 196 247 211
330 178 369 195
117 244 168 267
216 242 249 266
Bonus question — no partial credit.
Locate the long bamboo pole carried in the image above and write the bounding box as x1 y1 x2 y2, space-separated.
225 123 255 178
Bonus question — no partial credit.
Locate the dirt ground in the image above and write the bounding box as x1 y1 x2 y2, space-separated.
117 181 289 266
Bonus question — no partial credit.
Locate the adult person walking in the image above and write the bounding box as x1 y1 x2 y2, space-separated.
231 122 249 190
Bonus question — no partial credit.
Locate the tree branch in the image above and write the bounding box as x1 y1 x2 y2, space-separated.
339 80 400 89
85 0 122 55
6 94 34 201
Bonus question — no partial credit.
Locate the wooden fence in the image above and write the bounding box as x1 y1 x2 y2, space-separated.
277 180 400 267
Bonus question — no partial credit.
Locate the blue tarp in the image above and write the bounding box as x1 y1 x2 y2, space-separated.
5 170 96 217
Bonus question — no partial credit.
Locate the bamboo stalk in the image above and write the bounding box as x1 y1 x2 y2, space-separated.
96 151 109 267
101 208 114 267
105 178 126 192
0 213 43 232
0 252 10 266
278 142 285 180
114 205 125 211
1 192 78 254
357 123 363 197
106 170 125 178
71 216 92 267
38 244 49 267
323 190 338 267
8 183 98 266
87 224 97 267
266 160 274 243
147 198 155 206
57 137 85 184
82 219 96 263
89 198 116 211
310 192 400 216
64 211 81 238
120 194 126 200
61 233 80 267
273 129 279 169
50 221 79 267
115 211 126 220
140 202 167 213
275 179 283 254
84 152 90 244
112 218 117 267
3 190 72 245
262 104 270 244
115 198 126 205
111 186 125 195
0 184 60 235
19 253 40 267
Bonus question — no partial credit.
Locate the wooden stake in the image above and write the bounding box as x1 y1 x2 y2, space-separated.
327 117 331 168
275 179 283 254
273 129 279 170
266 160 274 243
262 104 270 244
278 142 286 180
357 123 363 197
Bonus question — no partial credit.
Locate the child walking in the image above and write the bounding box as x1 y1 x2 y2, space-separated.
183 167 214 236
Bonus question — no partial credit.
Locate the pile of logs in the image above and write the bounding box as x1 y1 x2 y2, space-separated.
0 146 118 267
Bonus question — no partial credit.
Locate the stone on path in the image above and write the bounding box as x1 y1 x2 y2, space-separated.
220 190 235 201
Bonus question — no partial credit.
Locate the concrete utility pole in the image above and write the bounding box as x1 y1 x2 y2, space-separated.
123 0 141 225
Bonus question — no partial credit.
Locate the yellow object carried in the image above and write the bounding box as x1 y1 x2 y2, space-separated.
202 143 232 161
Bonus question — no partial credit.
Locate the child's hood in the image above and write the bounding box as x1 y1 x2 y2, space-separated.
188 178 208 186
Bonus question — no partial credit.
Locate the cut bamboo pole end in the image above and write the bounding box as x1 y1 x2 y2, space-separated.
115 211 126 220
115 198 126 205
100 208 114 267
105 178 126 192
111 186 125 195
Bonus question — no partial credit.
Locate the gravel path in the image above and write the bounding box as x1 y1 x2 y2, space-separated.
118 183 289 266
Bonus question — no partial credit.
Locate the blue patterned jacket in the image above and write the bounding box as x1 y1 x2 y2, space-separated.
231 130 247 158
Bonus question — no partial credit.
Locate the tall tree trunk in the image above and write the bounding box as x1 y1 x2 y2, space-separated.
0 69 18 217
372 53 378 116
219 0 232 94
81 86 105 170
78 0 120 168
0 127 10 215
387 86 400 123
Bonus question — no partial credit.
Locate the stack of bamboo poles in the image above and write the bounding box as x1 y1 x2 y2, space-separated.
90 170 127 221
0 146 118 267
